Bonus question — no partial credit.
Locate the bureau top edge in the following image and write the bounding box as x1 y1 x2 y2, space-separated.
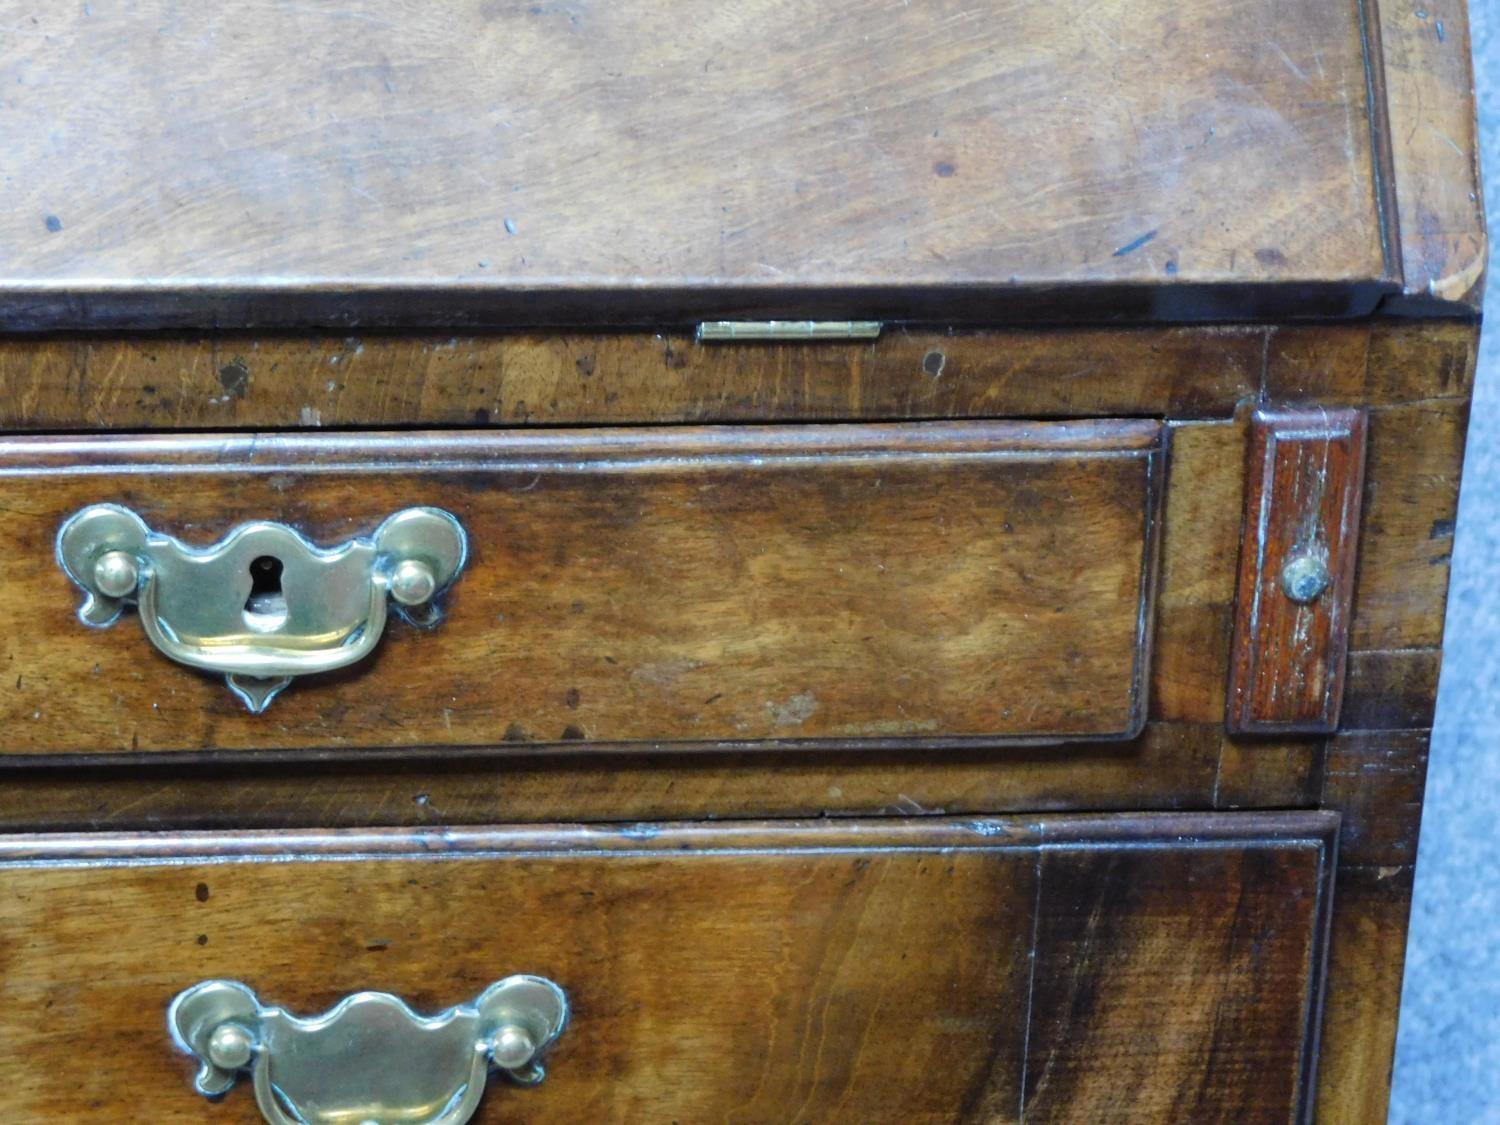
0 0 1483 332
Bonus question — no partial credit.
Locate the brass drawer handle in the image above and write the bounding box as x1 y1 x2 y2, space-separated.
168 977 569 1125
56 504 467 712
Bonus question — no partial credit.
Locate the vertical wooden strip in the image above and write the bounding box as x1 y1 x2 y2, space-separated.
1314 865 1415 1125
1149 419 1246 723
1374 0 1487 311
1228 408 1368 734
1351 400 1469 649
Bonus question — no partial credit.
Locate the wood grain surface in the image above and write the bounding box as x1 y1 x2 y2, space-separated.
0 0 1393 328
0 2 1482 1119
1265 321 1478 404
0 722 1235 831
0 813 1338 1123
1150 417 1248 724
0 420 1163 755
1023 842 1332 1122
1351 398 1470 650
0 322 1478 433
1314 863 1416 1125
1228 407 1367 733
0 327 1268 430
1341 648 1442 731
1322 730 1428 867
1375 0 1488 311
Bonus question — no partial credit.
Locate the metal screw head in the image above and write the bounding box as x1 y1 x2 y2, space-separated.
388 559 438 606
488 1024 537 1070
206 1022 255 1070
92 550 140 598
1281 553 1331 604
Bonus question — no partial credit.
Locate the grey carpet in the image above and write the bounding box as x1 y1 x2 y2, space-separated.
1387 0 1498 1118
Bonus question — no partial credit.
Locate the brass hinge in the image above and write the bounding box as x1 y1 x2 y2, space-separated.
696 320 883 342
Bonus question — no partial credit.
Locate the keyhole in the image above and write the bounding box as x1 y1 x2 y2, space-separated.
243 555 288 632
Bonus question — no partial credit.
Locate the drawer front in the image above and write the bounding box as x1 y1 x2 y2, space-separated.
1 420 1162 756
0 812 1335 1123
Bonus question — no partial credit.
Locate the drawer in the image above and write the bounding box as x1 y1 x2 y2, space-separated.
2 419 1163 756
0 812 1335 1123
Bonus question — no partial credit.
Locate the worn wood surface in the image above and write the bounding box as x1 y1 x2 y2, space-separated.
0 421 1162 756
0 722 1325 836
0 5 1483 1119
0 723 1330 847
0 322 1479 434
1264 321 1478 404
0 813 1337 1123
1150 417 1247 724
0 1 1394 329
0 317 1478 1122
1303 320 1472 1117
1260 327 1468 702
1322 730 1429 867
0 328 1268 430
1314 863 1415 1125
1375 0 1488 312
1342 649 1442 731
1022 840 1333 1122
0 722 1231 831
1212 737 1324 811
1228 408 1367 733
1351 398 1470 650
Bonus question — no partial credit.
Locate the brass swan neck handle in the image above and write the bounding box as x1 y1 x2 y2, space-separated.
168 977 569 1125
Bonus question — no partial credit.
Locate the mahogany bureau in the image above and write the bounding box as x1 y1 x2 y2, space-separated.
0 2 1484 1122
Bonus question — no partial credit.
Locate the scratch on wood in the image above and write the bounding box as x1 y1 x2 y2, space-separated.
1111 230 1158 258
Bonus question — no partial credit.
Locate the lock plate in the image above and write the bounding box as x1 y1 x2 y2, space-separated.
56 505 467 712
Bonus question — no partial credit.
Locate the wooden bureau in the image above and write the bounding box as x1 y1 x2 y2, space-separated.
0 1 1483 1122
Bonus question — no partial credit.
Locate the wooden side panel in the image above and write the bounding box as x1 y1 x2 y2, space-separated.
1264 322 1477 405
1228 408 1367 733
1322 731 1428 868
0 421 1162 756
1308 325 1476 1117
0 813 1337 1124
1342 650 1442 731
1375 0 1488 312
1314 865 1415 1125
1351 399 1469 650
